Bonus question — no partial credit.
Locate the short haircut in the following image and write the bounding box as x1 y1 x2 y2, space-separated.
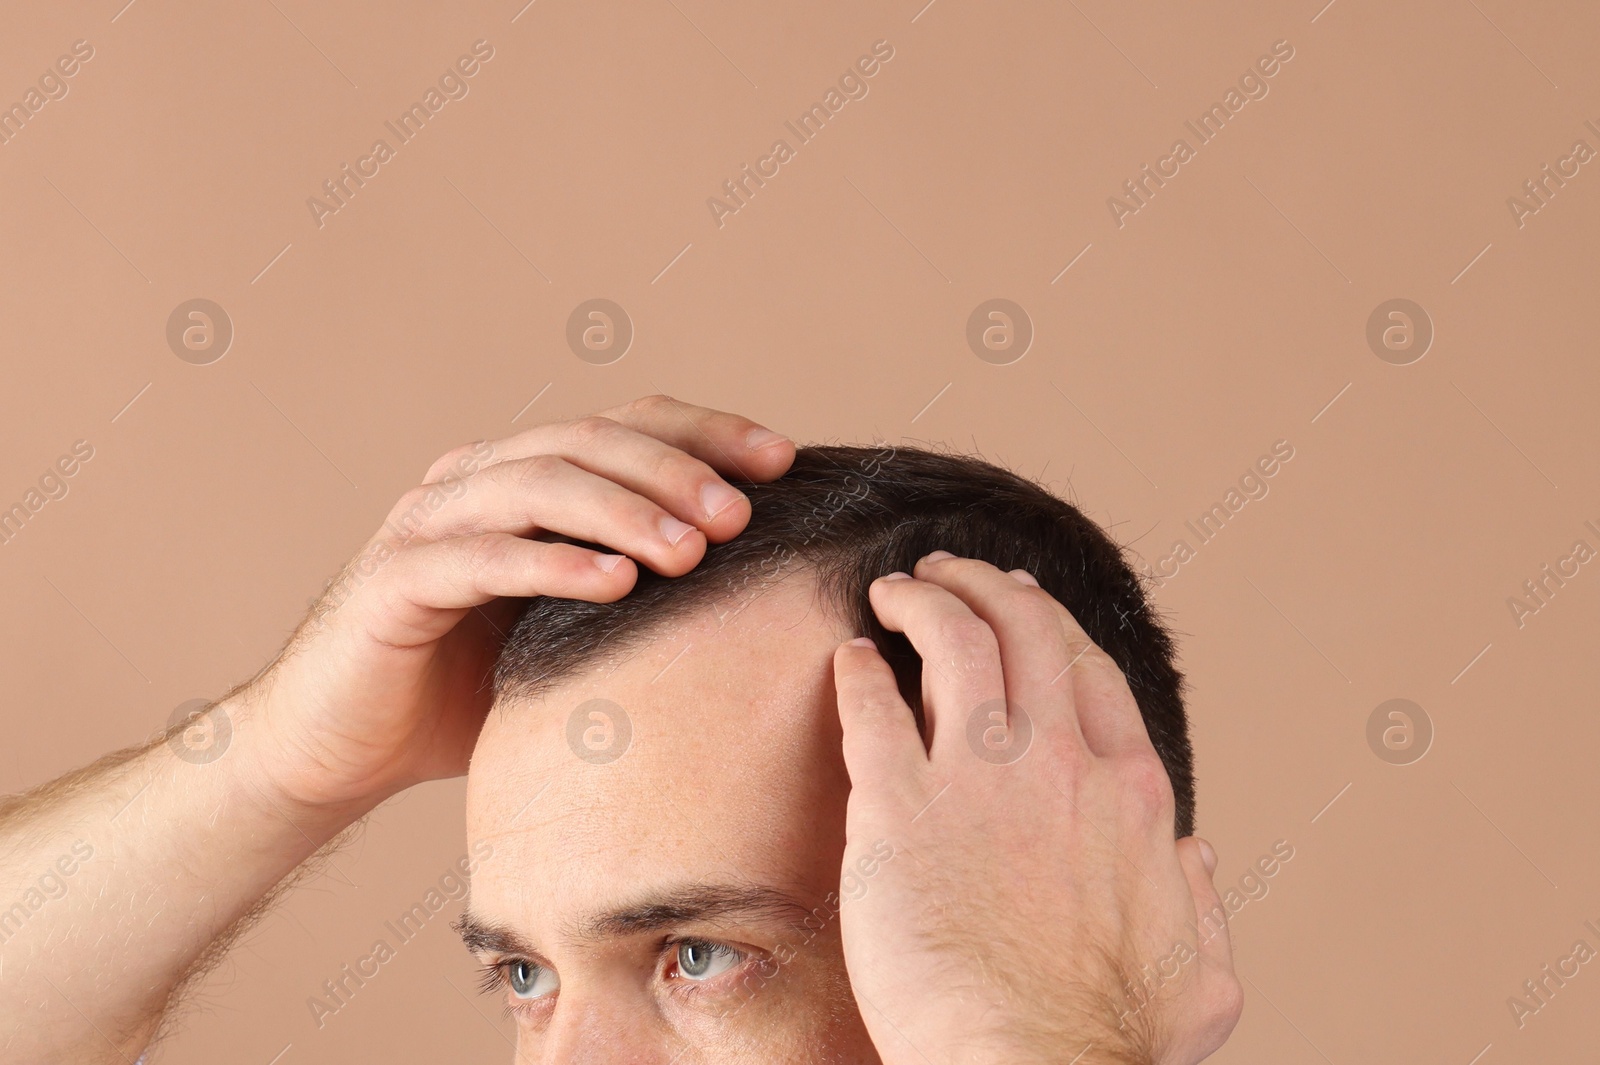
494 444 1195 835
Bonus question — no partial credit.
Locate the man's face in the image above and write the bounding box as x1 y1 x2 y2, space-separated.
463 574 881 1062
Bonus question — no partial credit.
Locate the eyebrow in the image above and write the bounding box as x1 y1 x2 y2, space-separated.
455 883 818 957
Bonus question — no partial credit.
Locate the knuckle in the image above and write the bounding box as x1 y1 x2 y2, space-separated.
391 484 430 515
656 437 705 477
623 393 674 417
1043 732 1090 776
1122 752 1176 819
386 486 437 537
1007 588 1062 630
461 534 514 578
425 444 472 481
648 449 711 495
510 453 566 491
1211 973 1246 1029
1061 636 1098 669
565 415 620 448
1076 642 1124 679
940 635 1002 683
931 614 1000 660
1078 650 1139 704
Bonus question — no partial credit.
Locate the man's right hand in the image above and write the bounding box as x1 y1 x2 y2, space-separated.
0 394 792 1064
242 394 795 815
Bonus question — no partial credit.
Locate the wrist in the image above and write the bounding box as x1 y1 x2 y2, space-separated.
219 682 389 841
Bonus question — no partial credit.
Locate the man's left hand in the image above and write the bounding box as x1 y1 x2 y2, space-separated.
831 552 1243 1065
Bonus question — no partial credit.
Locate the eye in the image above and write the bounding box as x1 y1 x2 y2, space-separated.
675 939 742 981
506 959 560 999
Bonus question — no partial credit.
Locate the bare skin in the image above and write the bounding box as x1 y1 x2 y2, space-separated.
834 556 1242 1064
0 396 791 1062
0 395 1240 1064
459 558 1242 1063
462 574 881 1062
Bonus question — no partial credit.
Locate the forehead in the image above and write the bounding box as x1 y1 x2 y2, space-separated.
466 574 855 927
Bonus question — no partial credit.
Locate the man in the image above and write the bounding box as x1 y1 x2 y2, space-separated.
0 396 1241 1063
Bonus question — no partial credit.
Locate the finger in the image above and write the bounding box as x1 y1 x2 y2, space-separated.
590 394 795 483
914 553 1153 758
1176 836 1236 977
419 437 497 484
833 638 928 790
427 395 794 496
381 455 711 576
866 573 1007 763
910 554 1088 755
348 534 635 647
426 412 767 548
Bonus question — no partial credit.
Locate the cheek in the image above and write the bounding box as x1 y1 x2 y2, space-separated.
663 935 876 1064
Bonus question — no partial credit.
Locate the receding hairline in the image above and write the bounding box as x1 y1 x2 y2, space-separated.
488 442 1195 835
492 558 840 708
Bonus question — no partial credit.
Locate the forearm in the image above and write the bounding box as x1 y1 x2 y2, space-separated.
0 686 373 1064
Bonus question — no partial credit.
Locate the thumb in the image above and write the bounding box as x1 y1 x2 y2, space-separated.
1175 836 1235 976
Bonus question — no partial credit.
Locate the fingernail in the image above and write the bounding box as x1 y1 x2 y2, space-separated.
746 427 790 450
847 636 876 649
921 550 955 563
701 481 745 520
595 553 626 573
1011 569 1040 587
879 571 912 581
660 515 697 546
1198 838 1217 875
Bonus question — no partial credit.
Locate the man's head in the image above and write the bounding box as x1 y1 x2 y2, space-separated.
461 444 1192 1060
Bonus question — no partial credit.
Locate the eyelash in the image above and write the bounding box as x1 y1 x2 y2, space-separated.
663 936 747 992
476 938 753 1017
478 959 554 1021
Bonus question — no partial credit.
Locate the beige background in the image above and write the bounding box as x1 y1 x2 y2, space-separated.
3 0 1598 1060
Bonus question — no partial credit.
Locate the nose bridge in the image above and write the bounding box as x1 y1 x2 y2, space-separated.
538 984 674 1065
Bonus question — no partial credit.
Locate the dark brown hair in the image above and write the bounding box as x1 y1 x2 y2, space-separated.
494 444 1195 835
